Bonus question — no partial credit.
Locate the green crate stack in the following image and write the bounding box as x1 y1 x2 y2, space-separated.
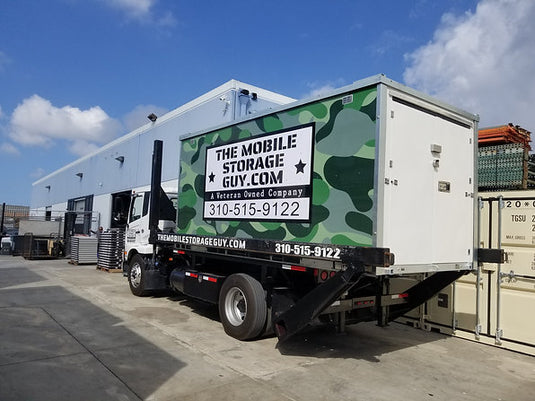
478 147 497 189
528 154 535 189
478 144 528 190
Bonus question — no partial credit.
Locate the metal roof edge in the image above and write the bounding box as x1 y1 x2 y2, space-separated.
179 75 387 142
183 73 480 142
378 77 479 122
230 79 296 104
180 73 479 142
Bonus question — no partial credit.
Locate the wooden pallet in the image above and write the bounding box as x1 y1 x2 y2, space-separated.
96 265 123 273
69 260 97 265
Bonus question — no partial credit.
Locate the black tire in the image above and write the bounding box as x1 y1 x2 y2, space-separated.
218 273 267 340
128 254 149 296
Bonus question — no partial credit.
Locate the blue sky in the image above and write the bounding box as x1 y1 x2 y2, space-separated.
1 0 534 206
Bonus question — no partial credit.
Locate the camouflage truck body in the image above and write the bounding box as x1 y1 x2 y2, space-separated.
176 85 376 251
170 75 478 275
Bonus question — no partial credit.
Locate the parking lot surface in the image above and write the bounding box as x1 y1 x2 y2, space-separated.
1 255 534 401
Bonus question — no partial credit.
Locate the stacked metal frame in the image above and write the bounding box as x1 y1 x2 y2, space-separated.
97 229 125 270
70 236 98 264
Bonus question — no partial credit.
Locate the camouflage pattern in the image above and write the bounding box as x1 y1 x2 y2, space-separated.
177 86 377 247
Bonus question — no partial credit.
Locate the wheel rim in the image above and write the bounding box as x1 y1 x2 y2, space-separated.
130 263 142 288
224 287 247 326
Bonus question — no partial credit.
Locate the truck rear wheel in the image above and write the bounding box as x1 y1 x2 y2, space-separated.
128 254 149 296
219 273 267 340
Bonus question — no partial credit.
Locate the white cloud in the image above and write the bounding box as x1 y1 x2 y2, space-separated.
371 30 413 57
102 0 176 26
304 85 336 99
108 0 154 18
30 168 46 179
0 51 10 72
0 142 20 156
302 79 346 99
155 10 177 27
403 0 535 130
8 95 121 156
69 140 101 156
123 104 169 132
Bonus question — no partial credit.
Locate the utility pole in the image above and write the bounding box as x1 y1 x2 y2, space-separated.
0 202 5 236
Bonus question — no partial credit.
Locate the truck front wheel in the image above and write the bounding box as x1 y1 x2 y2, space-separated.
219 274 267 340
128 254 148 296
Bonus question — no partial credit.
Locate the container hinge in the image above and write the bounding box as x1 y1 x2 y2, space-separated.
495 328 503 345
475 323 482 338
502 270 515 281
477 248 506 264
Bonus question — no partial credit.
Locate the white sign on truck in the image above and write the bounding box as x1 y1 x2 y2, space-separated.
203 124 314 221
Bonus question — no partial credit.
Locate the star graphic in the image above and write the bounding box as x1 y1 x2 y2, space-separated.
295 159 306 174
208 172 215 183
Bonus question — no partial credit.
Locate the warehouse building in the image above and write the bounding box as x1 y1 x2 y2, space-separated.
30 80 294 235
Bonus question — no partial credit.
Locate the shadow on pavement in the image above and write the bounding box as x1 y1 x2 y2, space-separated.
0 267 47 289
276 320 444 362
0 266 185 401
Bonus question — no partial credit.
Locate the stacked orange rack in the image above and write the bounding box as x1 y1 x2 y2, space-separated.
478 124 531 149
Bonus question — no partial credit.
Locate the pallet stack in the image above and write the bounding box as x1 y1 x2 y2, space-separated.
97 229 125 272
478 124 533 190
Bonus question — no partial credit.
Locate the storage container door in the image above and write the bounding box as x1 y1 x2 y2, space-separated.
481 195 535 347
380 91 475 268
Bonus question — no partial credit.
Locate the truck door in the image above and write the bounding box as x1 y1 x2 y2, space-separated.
126 192 150 248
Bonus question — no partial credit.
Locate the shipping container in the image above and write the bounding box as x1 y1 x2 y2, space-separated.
421 190 535 355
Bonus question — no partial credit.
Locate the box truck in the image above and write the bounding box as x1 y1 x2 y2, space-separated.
124 75 501 341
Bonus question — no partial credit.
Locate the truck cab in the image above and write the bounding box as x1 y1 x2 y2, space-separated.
124 186 177 262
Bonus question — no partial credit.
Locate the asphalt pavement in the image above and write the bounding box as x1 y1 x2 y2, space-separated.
1 255 534 401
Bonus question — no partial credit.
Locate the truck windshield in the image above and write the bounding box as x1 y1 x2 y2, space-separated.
130 194 145 222
129 192 177 223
